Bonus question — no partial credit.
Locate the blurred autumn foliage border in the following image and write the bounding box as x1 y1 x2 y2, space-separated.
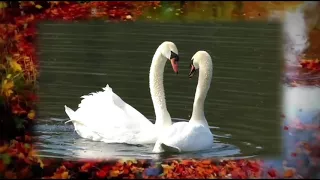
0 1 319 179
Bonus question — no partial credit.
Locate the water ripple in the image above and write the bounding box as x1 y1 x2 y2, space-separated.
33 118 262 160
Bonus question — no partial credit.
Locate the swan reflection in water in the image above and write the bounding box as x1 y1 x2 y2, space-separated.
69 136 242 161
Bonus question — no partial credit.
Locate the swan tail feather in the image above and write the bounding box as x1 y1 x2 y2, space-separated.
64 119 84 125
65 105 75 119
64 106 105 140
64 105 85 125
160 143 181 153
103 84 112 91
65 119 105 139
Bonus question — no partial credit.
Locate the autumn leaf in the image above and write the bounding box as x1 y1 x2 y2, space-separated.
267 168 277 178
0 2 7 8
12 105 27 115
1 81 14 97
51 165 69 179
63 161 75 169
181 159 194 166
61 171 70 179
9 60 23 72
27 110 36 120
80 162 93 172
17 152 25 159
96 169 107 178
0 144 9 153
109 170 120 177
284 169 295 178
35 4 42 9
161 164 174 175
38 159 44 169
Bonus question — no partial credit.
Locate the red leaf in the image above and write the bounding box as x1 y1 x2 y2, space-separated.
96 170 107 179
63 161 75 169
267 168 277 178
284 126 289 130
80 162 93 172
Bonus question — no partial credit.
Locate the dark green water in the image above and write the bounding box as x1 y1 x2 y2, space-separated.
33 21 283 160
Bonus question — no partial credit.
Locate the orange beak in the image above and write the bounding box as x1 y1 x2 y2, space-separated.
189 64 196 78
170 58 179 74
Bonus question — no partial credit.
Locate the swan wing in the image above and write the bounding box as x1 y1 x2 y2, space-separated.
79 85 153 126
65 84 155 144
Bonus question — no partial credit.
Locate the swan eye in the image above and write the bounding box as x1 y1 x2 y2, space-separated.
170 51 179 61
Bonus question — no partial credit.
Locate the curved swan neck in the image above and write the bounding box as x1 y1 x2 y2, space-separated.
190 58 213 126
149 48 172 128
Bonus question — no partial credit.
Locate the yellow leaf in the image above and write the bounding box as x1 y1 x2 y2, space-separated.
5 90 13 97
2 80 14 97
35 4 42 9
110 170 120 177
0 144 8 153
2 80 14 90
18 152 25 159
27 110 36 120
61 171 69 179
38 159 44 168
161 164 174 170
9 60 22 72
0 2 7 9
6 74 12 79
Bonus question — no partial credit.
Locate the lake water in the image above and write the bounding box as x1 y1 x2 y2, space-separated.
33 82 320 161
33 22 283 160
33 116 265 160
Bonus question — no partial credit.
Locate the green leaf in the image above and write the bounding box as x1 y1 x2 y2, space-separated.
24 143 31 149
1 153 11 165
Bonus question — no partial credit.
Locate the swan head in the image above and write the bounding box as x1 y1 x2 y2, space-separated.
159 41 179 74
188 51 212 78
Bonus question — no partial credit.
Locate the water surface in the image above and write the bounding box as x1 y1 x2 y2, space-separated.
34 21 283 160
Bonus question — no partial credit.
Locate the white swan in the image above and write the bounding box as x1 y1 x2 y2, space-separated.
64 41 179 145
152 51 214 153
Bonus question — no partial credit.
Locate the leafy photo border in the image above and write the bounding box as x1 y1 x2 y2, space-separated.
0 1 319 179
